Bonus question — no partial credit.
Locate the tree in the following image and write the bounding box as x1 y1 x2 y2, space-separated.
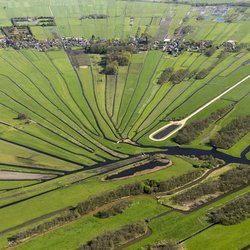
170 69 189 84
195 69 209 79
105 61 119 75
117 52 131 66
157 67 174 84
17 113 27 120
205 46 216 57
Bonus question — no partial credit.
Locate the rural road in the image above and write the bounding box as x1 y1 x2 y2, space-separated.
149 74 250 141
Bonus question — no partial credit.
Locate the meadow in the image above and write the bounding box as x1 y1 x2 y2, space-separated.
0 0 249 249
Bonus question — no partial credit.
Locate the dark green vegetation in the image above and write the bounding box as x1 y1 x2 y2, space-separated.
171 166 250 206
144 240 180 250
77 221 147 250
175 105 233 144
0 0 249 249
211 115 250 149
94 200 133 218
157 67 174 84
143 170 204 193
207 192 250 225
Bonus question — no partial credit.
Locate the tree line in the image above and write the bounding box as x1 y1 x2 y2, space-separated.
157 68 190 85
80 14 109 20
8 182 143 244
210 115 250 149
207 192 250 225
86 40 136 55
175 105 233 144
7 167 219 244
171 165 250 206
143 170 204 194
144 240 180 250
157 49 228 85
94 200 133 219
192 155 225 169
77 221 147 250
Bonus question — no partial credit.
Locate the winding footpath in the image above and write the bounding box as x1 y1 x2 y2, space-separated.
150 74 250 141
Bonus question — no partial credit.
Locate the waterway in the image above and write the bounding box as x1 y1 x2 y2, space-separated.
151 146 250 165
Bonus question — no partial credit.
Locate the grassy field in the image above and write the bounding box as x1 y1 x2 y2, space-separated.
8 181 249 250
185 219 250 250
0 0 249 249
127 186 250 249
11 196 168 250
0 155 194 249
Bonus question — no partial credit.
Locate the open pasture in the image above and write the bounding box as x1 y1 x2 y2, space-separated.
0 0 249 249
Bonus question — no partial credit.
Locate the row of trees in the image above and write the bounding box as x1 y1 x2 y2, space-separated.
194 49 228 79
170 69 189 84
172 166 250 206
157 68 189 85
80 14 109 20
157 67 174 84
144 240 180 250
94 200 132 219
8 165 227 244
75 182 143 216
8 211 79 244
86 40 136 55
174 25 194 36
194 68 210 79
8 182 143 244
210 115 250 149
77 221 147 250
207 192 250 225
175 105 233 144
157 50 229 84
193 155 225 169
143 170 204 194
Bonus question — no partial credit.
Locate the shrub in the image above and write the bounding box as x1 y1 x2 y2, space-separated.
170 69 189 84
175 105 233 144
17 113 28 120
207 192 250 225
172 166 250 205
77 221 147 250
195 68 209 79
210 115 250 149
94 200 132 218
157 67 174 84
105 61 119 75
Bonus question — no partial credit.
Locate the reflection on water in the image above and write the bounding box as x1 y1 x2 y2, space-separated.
106 160 167 180
152 124 180 140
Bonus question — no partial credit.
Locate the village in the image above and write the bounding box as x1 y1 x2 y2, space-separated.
0 25 241 55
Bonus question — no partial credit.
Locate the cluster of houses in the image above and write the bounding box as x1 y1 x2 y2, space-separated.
152 38 214 56
0 27 240 55
62 37 90 48
0 35 91 51
0 36 60 51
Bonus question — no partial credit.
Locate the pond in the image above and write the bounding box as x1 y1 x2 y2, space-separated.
106 160 168 180
151 124 180 140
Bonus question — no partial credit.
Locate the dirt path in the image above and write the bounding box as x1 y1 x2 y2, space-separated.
150 74 250 141
0 171 55 180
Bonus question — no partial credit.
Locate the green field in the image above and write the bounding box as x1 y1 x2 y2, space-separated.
0 0 249 249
